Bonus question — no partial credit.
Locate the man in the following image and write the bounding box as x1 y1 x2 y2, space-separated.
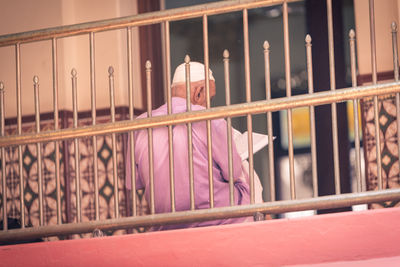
126 61 251 230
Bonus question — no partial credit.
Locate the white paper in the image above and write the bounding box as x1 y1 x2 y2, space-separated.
232 129 273 161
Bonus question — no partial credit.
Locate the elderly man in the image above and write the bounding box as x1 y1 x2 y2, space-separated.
126 62 251 230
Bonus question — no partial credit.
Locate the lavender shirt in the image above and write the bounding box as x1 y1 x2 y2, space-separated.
126 97 250 230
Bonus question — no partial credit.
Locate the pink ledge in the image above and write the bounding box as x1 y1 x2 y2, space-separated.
1 207 400 267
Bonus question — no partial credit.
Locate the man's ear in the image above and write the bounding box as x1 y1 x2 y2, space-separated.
192 85 205 106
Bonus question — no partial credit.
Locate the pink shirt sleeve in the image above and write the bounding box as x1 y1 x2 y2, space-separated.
211 119 246 183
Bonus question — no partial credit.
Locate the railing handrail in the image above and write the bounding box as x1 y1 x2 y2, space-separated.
0 0 299 47
1 81 399 147
1 188 399 243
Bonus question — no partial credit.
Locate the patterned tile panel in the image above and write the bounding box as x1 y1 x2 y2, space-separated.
361 95 400 209
0 109 149 240
1 122 66 233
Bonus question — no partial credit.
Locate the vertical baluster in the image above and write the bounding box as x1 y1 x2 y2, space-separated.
0 82 7 230
282 2 296 199
33 76 44 226
127 27 137 216
243 8 255 204
223 50 235 206
202 14 214 208
392 22 400 194
89 32 100 220
108 67 119 219
71 69 81 223
145 61 155 214
16 43 25 227
51 38 62 224
368 1 378 85
185 56 195 210
263 41 276 201
349 29 363 192
326 0 341 194
164 21 175 212
393 22 400 82
305 35 319 198
368 0 382 190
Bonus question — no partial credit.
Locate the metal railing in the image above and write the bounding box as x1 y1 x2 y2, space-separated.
1 0 400 243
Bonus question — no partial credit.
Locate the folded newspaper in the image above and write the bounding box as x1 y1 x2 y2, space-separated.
232 128 273 161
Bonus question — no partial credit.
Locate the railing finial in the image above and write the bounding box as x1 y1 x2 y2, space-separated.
305 34 312 44
349 29 355 39
184 55 190 64
33 75 39 85
145 60 152 70
223 49 229 59
392 21 398 32
108 66 114 76
263 41 270 50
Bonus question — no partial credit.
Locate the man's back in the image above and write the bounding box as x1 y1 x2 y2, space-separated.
132 97 250 230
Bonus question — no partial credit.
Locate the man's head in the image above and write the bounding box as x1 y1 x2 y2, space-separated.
171 62 216 107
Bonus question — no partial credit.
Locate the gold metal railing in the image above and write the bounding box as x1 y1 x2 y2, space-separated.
1 0 400 243
0 0 298 47
1 188 400 244
1 81 400 148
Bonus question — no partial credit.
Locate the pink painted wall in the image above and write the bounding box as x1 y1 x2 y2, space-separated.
1 207 400 266
0 0 143 118
354 0 400 75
